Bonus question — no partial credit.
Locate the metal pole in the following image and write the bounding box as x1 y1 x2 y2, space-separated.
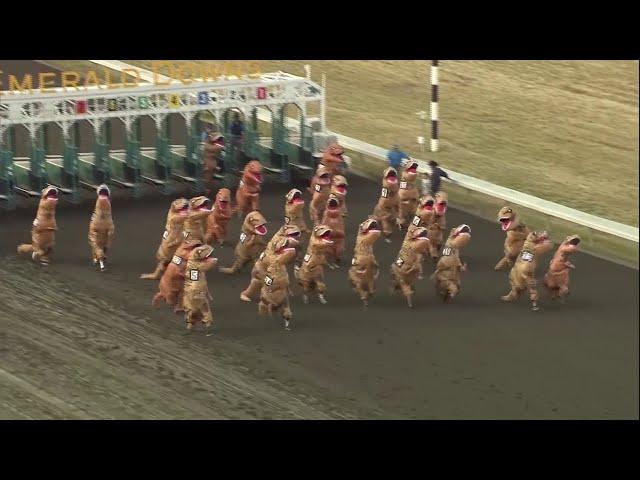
321 73 327 133
430 60 439 152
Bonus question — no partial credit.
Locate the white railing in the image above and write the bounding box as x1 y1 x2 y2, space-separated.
87 61 639 243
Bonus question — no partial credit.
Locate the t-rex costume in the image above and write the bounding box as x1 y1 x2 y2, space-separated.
330 174 348 218
284 188 309 261
88 184 115 272
205 188 232 246
397 160 420 230
239 224 302 302
348 218 382 307
501 230 554 311
426 191 448 261
294 225 334 304
219 211 268 274
140 198 189 280
17 185 59 265
400 194 436 281
202 133 225 194
495 206 530 271
235 160 263 218
372 167 400 243
390 226 431 308
320 143 346 177
151 239 203 312
182 196 213 244
183 244 218 330
431 224 471 303
544 235 580 302
259 237 299 331
309 164 332 226
321 193 345 269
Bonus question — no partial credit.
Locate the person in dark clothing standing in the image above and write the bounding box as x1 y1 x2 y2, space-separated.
423 160 451 195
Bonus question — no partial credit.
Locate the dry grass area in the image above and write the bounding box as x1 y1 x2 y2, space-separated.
45 60 639 226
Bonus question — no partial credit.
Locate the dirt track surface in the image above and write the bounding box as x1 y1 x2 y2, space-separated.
1 173 638 419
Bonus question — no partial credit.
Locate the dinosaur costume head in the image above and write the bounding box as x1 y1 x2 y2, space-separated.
331 175 348 197
558 234 581 254
498 206 525 232
171 198 190 216
325 194 342 217
175 239 203 260
188 196 212 220
434 191 448 215
285 188 305 213
40 185 59 207
321 143 345 171
279 224 302 241
207 132 225 150
419 194 435 213
357 217 382 245
273 237 299 265
214 188 231 216
382 167 399 189
95 184 112 209
314 164 332 186
402 160 419 182
311 225 334 249
446 224 472 249
188 244 218 272
242 160 263 186
407 226 431 253
522 230 554 256
244 211 268 236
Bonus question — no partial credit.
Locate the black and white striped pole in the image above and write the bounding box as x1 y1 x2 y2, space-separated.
430 60 439 152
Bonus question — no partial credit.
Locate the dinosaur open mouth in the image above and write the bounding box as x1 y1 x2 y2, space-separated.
423 200 434 211
197 199 211 212
436 201 447 214
213 137 225 148
97 185 110 199
288 190 304 205
499 217 512 231
335 184 347 195
44 188 58 201
252 172 263 183
535 232 550 244
320 230 334 244
455 224 471 237
218 200 229 208
328 198 339 210
407 162 418 174
365 220 380 234
319 174 330 185
569 237 580 246
255 224 267 235
386 170 398 183
178 204 189 215
416 229 429 240
287 230 301 239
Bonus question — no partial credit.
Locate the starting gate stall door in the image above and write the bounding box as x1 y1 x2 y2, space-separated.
0 148 16 210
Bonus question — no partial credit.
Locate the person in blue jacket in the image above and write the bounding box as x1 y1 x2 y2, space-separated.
387 145 409 170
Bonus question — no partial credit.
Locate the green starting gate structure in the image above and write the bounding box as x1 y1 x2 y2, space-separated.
0 71 326 210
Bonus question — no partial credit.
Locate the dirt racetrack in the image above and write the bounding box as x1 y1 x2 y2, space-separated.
1 173 638 419
0 61 638 420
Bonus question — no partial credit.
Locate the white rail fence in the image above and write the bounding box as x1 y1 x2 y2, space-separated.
88 60 638 244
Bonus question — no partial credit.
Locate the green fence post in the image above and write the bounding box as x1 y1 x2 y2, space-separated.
0 148 16 210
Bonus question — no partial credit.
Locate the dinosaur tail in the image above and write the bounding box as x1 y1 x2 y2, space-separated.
17 244 33 255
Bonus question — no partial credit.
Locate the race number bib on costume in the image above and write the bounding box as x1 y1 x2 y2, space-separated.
264 275 273 286
521 251 534 262
259 251 266 260
441 247 452 257
412 216 421 226
400 182 408 189
171 255 183 265
284 216 290 224
189 269 200 281
381 188 389 198
351 257 357 266
162 230 169 240
240 232 247 243
304 253 311 263
33 219 39 227
183 231 190 238
314 184 321 192
239 180 245 187
395 257 404 267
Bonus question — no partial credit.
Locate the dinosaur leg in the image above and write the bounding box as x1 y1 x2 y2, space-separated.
140 262 168 280
220 256 249 275
174 290 185 313
241 277 263 302
526 276 540 311
400 280 414 308
282 296 292 330
316 280 328 304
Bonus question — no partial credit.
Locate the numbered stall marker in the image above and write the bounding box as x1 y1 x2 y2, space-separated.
75 100 88 114
107 99 118 111
198 91 209 105
169 94 181 109
256 87 267 99
138 96 150 109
